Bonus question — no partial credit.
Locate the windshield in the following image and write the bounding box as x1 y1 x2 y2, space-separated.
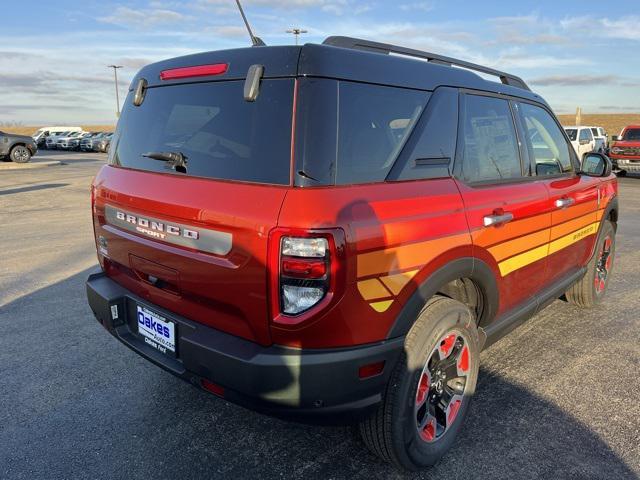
111 79 294 185
591 128 598 136
564 128 577 141
622 128 640 141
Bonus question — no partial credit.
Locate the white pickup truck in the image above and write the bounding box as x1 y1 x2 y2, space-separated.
563 126 596 158
587 126 608 152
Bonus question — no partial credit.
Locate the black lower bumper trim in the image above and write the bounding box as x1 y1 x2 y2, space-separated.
86 271 403 423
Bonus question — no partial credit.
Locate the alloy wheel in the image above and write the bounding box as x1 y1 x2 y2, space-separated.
415 331 470 443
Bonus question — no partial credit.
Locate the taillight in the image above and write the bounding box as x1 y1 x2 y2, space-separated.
280 237 329 315
268 228 345 326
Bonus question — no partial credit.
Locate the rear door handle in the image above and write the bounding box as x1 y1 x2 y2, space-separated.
483 212 514 227
555 197 575 209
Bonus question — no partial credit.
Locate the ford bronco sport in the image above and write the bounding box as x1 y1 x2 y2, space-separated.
610 125 640 176
86 37 618 470
0 131 37 163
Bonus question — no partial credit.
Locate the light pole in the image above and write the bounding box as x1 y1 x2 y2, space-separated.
108 65 123 118
286 28 307 45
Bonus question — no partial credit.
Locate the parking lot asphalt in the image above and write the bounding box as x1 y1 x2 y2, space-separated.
1 151 639 479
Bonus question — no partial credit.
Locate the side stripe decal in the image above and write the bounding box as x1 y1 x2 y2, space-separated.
356 204 607 312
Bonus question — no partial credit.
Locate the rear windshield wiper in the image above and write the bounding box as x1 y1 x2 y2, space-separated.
142 151 188 171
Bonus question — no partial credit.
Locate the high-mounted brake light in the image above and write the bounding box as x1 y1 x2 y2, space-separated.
159 63 229 81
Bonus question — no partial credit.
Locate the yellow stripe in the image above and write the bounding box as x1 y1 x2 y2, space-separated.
548 222 599 255
357 279 391 301
489 229 550 263
498 244 549 277
498 221 600 276
380 269 419 295
370 300 393 312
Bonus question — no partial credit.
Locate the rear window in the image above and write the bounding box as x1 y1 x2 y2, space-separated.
565 128 577 141
295 79 429 185
110 79 294 185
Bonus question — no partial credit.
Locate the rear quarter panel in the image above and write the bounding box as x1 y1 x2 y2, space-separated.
275 179 471 348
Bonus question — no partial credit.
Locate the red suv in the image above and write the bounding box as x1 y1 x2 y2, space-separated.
610 125 640 176
86 37 618 470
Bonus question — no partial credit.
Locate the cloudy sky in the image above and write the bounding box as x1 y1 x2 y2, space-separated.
1 0 639 125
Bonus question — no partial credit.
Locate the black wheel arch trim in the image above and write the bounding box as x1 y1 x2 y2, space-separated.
590 195 618 260
386 257 498 339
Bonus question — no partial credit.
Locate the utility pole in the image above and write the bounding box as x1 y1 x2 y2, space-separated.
108 65 123 118
286 28 307 45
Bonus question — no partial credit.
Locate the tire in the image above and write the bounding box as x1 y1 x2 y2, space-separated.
10 145 31 163
565 220 615 308
359 295 479 470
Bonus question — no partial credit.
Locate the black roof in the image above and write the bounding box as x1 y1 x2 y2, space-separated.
130 37 544 105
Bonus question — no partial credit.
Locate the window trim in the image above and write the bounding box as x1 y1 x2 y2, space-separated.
452 90 529 187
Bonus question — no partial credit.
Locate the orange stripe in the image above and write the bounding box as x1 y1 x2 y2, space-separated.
550 211 597 241
489 228 550 263
357 278 392 301
357 232 470 278
553 200 598 224
472 212 551 248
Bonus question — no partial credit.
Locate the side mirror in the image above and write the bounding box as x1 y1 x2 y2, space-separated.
581 152 612 177
612 135 619 142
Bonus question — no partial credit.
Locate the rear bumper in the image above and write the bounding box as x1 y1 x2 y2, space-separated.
86 271 403 423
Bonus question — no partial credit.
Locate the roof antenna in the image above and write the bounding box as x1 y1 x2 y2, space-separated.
235 0 266 47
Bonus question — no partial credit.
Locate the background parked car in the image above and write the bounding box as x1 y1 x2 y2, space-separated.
45 131 71 149
80 132 104 152
56 131 86 150
564 126 596 158
95 133 113 153
609 125 640 176
35 126 83 149
588 126 608 152
0 130 38 163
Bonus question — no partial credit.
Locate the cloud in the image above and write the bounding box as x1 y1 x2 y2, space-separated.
597 105 640 111
0 71 126 98
489 13 568 46
530 74 639 86
99 6 189 28
399 2 434 12
116 57 153 70
196 0 357 15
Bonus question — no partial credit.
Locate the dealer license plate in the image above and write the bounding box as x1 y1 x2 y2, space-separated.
136 305 176 356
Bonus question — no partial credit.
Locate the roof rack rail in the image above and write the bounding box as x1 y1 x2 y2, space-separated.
322 36 531 92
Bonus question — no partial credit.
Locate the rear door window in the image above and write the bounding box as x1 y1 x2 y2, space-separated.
295 79 429 185
111 79 294 185
459 94 523 183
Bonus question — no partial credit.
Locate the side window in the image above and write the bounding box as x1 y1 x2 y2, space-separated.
390 87 458 181
517 102 573 176
579 128 590 141
336 82 428 185
460 95 522 183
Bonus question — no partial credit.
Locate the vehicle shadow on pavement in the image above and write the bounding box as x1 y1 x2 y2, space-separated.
0 183 69 196
0 268 636 480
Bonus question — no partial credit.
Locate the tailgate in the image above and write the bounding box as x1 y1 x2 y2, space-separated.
91 73 296 346
93 167 287 345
